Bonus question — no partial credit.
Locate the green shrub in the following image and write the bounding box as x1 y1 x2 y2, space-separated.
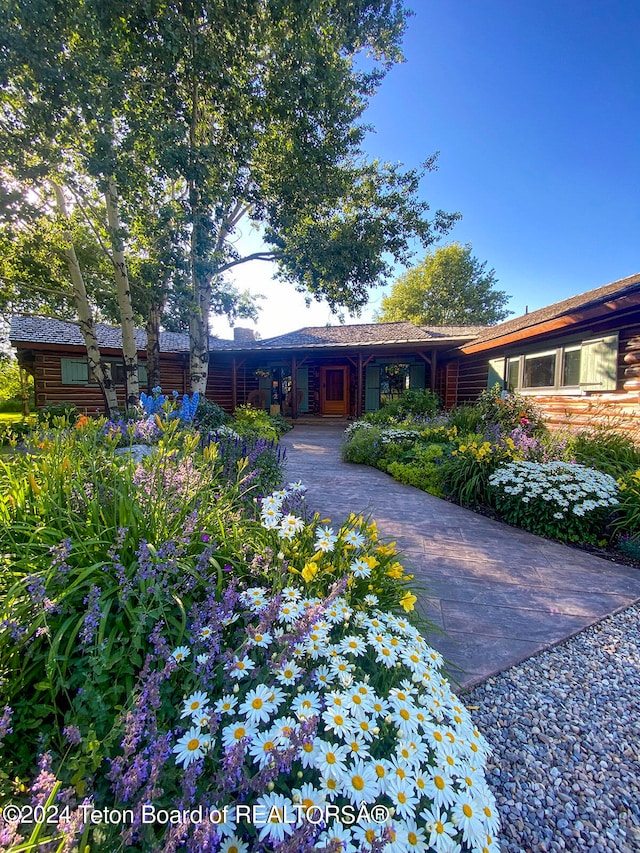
567 429 640 479
386 459 446 496
363 388 440 424
489 461 619 544
194 396 228 432
613 467 640 539
341 422 385 465
36 401 79 426
232 404 279 440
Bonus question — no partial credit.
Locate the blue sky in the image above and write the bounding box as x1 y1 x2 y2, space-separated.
215 0 640 340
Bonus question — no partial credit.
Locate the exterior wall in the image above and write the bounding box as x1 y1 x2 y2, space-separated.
455 316 640 435
27 349 189 413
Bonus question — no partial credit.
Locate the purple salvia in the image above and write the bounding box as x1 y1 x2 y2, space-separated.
79 585 101 647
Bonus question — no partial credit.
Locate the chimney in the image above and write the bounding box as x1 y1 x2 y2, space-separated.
233 327 256 342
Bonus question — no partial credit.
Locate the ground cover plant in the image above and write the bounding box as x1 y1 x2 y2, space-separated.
0 394 500 852
342 386 639 561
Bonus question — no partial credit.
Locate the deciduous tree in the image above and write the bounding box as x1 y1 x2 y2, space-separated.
377 243 512 326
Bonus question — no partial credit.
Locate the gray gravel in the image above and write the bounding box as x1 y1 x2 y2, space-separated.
466 603 640 853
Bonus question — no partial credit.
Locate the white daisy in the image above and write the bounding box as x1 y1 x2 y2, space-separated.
314 740 350 779
214 693 238 715
172 726 207 767
341 757 379 806
170 645 190 663
276 660 303 685
254 792 295 843
221 721 258 749
180 691 210 719
238 684 276 725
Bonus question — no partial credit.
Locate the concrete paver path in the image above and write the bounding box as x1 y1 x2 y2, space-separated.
279 423 640 689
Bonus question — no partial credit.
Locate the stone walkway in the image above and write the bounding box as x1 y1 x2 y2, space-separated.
279 422 640 690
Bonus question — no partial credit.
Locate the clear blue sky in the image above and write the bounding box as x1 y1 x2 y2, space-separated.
217 0 640 339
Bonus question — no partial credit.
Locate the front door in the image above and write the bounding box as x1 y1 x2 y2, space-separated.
320 366 349 415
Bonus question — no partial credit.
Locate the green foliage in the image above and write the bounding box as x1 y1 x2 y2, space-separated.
567 429 640 479
341 423 385 465
36 402 79 426
440 434 518 506
386 457 445 496
364 388 441 425
194 397 228 433
232 405 283 441
448 403 483 435
477 384 547 436
377 242 512 325
614 468 640 539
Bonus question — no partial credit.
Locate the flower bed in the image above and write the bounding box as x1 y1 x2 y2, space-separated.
0 407 499 852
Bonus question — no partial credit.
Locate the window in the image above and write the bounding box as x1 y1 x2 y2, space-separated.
562 347 581 386
61 357 147 386
523 351 556 388
380 363 410 404
487 334 618 394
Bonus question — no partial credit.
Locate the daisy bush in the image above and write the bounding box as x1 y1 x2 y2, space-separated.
488 461 619 543
109 584 500 853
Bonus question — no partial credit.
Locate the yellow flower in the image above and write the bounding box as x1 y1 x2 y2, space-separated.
459 445 467 453
29 473 41 494
386 562 404 579
301 562 319 583
365 555 378 570
376 542 397 557
155 414 164 430
400 592 417 612
60 456 71 474
367 520 378 541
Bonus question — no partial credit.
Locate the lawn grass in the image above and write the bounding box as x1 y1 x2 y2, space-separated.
0 412 24 422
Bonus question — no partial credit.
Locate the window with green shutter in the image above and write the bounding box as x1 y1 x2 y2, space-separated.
61 358 89 385
579 334 618 391
487 357 506 389
365 364 381 412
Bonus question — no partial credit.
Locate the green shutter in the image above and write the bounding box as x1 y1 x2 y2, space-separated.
365 364 381 412
61 358 89 385
296 367 309 413
137 362 148 386
579 334 618 391
409 362 426 391
487 357 506 390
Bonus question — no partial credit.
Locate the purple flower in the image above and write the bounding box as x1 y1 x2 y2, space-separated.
79 585 101 647
63 725 81 746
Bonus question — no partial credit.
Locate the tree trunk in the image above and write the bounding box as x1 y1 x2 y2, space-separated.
19 367 30 417
188 228 210 395
51 181 119 417
146 297 163 392
105 176 139 409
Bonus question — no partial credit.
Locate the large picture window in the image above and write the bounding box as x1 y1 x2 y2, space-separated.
523 351 556 388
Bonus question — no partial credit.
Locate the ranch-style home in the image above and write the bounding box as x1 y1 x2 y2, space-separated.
9 272 640 431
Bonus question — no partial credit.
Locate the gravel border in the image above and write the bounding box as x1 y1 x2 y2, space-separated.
466 603 640 853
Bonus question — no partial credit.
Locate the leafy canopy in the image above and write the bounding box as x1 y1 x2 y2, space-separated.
377 243 513 326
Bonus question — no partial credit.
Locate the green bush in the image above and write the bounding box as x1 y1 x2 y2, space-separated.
232 404 279 440
440 434 518 506
568 429 640 479
194 396 228 432
489 461 619 544
613 467 640 539
363 388 440 424
386 459 446 496
341 422 385 465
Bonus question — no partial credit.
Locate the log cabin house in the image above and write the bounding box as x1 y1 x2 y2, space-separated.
9 272 640 431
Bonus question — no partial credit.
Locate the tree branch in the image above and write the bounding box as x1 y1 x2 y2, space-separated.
216 251 279 274
66 185 115 265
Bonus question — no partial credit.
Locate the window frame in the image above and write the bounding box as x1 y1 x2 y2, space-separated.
491 333 618 396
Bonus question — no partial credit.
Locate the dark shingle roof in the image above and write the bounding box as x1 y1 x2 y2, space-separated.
8 316 240 352
469 272 640 346
10 316 483 353
258 322 485 349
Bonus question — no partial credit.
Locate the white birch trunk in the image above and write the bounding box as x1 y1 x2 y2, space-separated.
105 176 140 409
51 181 120 417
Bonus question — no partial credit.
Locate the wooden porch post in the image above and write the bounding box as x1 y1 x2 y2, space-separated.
232 358 237 411
357 353 363 418
291 354 298 419
430 348 437 392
